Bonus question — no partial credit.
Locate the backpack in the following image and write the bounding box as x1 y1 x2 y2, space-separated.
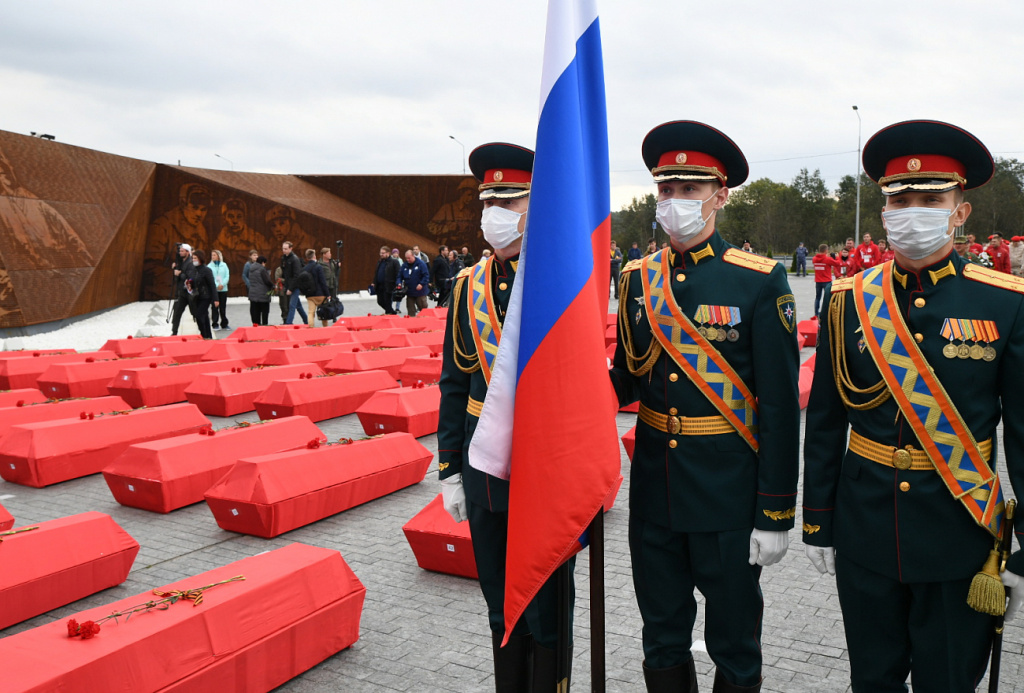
296 269 315 296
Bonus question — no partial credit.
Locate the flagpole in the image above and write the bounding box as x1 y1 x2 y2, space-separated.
589 510 606 693
556 561 572 692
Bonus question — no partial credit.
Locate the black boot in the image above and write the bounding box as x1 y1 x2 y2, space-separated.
711 668 761 693
531 643 572 692
642 658 698 692
492 631 532 693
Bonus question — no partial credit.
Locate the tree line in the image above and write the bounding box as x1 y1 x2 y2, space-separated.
611 158 1024 257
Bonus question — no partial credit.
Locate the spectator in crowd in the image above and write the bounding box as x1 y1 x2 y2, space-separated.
795 241 808 277
852 233 880 273
242 249 259 291
645 238 658 255
432 245 452 305
877 238 894 263
835 246 855 278
460 245 476 266
280 241 307 324
399 248 430 317
373 246 400 315
413 245 429 265
1010 236 1024 276
301 248 329 327
209 249 230 331
481 249 492 259
273 266 287 323
812 243 842 318
247 255 273 326
391 248 404 314
627 241 642 261
448 248 465 276
954 234 969 259
170 243 197 337
741 239 754 253
191 249 218 340
844 237 855 253
609 240 623 298
319 246 339 298
986 233 1011 273
967 233 983 255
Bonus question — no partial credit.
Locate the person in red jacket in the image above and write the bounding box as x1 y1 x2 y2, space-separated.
967 233 983 255
834 247 856 279
876 237 895 263
986 233 1011 273
851 233 881 272
812 244 842 318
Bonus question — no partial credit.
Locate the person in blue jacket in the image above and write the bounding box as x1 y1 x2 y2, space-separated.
399 248 431 316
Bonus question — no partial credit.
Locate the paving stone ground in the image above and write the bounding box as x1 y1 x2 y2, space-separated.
2 274 1023 692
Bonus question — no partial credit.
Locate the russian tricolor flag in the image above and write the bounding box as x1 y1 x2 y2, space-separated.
468 0 621 644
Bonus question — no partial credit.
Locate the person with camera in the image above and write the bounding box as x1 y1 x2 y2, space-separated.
170 243 198 336
190 249 218 339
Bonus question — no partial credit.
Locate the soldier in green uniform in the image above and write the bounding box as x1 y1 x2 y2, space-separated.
802 120 1024 692
610 121 800 693
437 142 567 692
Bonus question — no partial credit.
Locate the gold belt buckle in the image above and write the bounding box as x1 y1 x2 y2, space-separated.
667 416 681 435
892 448 913 471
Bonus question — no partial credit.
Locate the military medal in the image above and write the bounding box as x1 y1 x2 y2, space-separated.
727 329 739 342
969 344 984 360
705 326 719 341
983 346 997 361
957 344 970 359
697 326 708 338
716 329 726 342
942 343 958 359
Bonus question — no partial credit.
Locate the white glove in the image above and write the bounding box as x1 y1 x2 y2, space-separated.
805 545 836 576
1002 570 1024 621
440 473 467 523
748 529 789 566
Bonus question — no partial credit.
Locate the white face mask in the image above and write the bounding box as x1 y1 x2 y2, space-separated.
881 204 959 261
656 193 718 245
481 205 525 250
192 260 200 266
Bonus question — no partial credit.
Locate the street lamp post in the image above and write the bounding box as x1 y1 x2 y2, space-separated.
448 135 466 175
852 105 862 246
214 153 234 170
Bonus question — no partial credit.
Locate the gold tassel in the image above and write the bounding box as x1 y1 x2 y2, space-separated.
967 549 1006 615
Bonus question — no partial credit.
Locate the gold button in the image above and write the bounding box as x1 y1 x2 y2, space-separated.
668 407 678 415
676 273 685 282
669 373 679 382
914 298 926 308
899 481 910 492
498 282 508 291
914 333 924 343
668 439 678 449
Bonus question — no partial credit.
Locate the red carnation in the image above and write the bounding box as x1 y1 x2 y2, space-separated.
79 621 101 639
67 619 80 637
16 400 24 407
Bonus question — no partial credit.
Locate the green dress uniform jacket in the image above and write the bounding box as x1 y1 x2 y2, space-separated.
803 251 1024 581
610 232 800 533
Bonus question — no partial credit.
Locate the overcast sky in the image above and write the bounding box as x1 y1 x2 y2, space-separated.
2 1 1023 210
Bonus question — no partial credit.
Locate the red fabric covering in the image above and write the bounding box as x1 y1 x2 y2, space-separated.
106 359 246 408
225 325 283 341
379 330 445 352
802 353 816 371
259 343 361 369
151 338 221 363
103 416 325 513
0 395 129 444
271 326 336 345
334 316 384 330
622 425 636 461
101 335 201 358
605 323 617 348
0 403 209 488
607 313 617 327
0 351 117 390
341 330 392 348
604 474 624 511
403 494 478 579
205 432 432 538
325 345 431 380
322 330 363 346
797 318 817 348
185 364 326 417
356 384 441 438
36 356 172 399
0 388 47 408
797 332 806 350
201 340 283 366
416 307 448 319
397 354 443 384
254 370 398 422
799 366 813 410
0 500 12 530
401 318 447 333
0 349 74 360
620 401 639 413
0 543 365 693
606 342 616 360
0 512 139 630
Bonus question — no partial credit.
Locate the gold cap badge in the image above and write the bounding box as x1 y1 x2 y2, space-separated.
675 153 687 164
493 170 504 182
907 158 922 172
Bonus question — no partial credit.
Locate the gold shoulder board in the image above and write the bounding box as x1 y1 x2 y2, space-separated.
457 267 472 279
722 248 776 274
831 277 854 292
963 264 1024 294
621 259 643 273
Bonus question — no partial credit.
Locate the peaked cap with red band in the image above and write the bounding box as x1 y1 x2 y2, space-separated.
468 142 535 200
862 119 994 196
642 120 749 188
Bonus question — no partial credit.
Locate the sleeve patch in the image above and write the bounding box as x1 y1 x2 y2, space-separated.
777 294 796 333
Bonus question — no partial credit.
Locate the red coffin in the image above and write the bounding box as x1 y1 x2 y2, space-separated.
401 317 447 333
36 356 172 399
0 395 130 442
356 383 440 438
397 354 443 384
101 335 201 358
417 307 448 319
0 402 209 488
803 352 816 372
0 500 12 530
0 543 365 693
797 317 818 348
0 512 139 630
259 342 361 369
103 416 325 513
0 349 74 360
325 345 431 380
253 370 398 422
620 400 639 413
0 388 46 408
271 325 331 345
379 330 445 352
605 323 617 348
106 359 246 408
333 316 382 330
205 432 432 538
225 325 282 341
201 340 282 366
151 338 220 363
0 350 117 390
185 364 326 417
622 425 636 460
799 366 813 410
403 494 478 579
